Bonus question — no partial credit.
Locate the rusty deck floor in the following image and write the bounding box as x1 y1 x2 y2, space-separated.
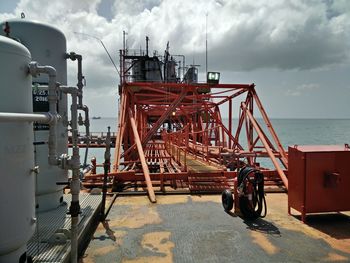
81 193 350 263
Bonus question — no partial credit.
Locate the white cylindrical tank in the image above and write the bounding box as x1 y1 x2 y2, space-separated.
0 19 68 212
0 36 36 262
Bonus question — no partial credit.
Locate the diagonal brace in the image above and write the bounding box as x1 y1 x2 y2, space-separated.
241 102 288 189
141 88 188 146
122 88 188 158
128 108 156 203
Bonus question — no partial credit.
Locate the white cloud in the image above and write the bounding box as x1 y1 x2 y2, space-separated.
0 0 350 78
1 0 349 93
286 83 320 96
112 0 161 16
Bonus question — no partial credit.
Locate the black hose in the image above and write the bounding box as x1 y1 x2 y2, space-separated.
237 166 267 219
100 159 109 221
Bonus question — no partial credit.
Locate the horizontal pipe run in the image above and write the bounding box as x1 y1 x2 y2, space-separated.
0 112 55 123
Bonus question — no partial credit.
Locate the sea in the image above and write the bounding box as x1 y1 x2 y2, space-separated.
81 118 350 169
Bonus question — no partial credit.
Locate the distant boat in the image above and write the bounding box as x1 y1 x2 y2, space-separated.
92 116 101 119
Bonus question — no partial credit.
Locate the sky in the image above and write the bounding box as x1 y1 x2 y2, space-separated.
0 0 350 119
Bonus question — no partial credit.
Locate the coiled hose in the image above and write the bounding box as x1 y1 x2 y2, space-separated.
237 166 267 219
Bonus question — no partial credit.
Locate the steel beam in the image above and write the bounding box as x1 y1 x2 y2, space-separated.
128 108 156 202
252 89 288 168
241 102 288 189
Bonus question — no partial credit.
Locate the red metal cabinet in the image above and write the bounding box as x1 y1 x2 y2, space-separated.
288 145 350 222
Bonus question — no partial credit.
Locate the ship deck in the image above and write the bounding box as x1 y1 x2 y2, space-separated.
81 193 350 262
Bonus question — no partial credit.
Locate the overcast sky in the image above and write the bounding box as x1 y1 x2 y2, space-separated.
1 0 350 118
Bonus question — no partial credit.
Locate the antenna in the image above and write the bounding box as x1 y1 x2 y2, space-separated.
123 31 126 51
122 30 128 54
205 12 208 75
146 36 149 56
74 32 120 76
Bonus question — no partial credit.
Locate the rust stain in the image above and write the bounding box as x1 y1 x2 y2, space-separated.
156 195 188 204
82 230 127 262
108 206 161 228
93 221 127 242
250 231 279 255
94 222 106 234
80 256 94 263
115 195 188 206
191 195 221 203
324 252 349 262
113 230 128 245
115 196 152 206
265 194 350 255
271 213 350 254
123 231 174 263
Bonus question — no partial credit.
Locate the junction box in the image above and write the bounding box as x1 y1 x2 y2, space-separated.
288 145 350 222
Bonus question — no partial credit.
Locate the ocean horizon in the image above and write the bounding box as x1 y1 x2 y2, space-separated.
81 117 350 168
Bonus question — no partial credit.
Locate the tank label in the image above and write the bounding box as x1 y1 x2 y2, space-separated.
33 84 49 131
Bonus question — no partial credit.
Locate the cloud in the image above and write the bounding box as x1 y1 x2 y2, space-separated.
112 0 161 16
1 0 350 92
286 83 320 96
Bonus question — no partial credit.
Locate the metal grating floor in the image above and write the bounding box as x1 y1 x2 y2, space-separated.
28 193 102 263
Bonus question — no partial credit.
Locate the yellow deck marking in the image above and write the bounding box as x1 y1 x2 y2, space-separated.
324 252 348 262
251 231 279 255
115 196 154 206
156 195 189 204
109 206 161 228
123 232 174 263
266 194 350 255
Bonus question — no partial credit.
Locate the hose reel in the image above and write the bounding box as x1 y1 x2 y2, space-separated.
222 166 267 219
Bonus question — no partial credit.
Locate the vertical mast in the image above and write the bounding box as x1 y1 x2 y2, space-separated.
205 12 208 76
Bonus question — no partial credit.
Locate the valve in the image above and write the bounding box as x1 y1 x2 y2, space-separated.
78 113 84 125
31 166 40 174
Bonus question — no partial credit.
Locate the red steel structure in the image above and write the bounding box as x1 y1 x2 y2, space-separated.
101 46 289 202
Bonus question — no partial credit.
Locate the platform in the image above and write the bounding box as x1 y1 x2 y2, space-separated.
28 193 102 263
82 193 350 262
185 156 221 173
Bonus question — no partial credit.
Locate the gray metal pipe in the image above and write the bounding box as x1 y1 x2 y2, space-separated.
60 86 80 263
28 62 59 165
28 62 58 115
80 105 90 167
25 63 81 262
0 112 55 123
65 52 83 107
65 53 91 167
1 61 62 169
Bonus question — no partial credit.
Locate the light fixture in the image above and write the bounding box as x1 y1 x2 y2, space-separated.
207 71 220 84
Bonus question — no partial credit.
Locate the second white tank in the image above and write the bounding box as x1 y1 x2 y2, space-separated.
0 19 68 211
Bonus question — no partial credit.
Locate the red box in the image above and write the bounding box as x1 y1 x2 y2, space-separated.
288 145 350 222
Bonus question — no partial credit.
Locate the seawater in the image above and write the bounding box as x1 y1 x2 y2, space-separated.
81 118 350 168
78 118 118 165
